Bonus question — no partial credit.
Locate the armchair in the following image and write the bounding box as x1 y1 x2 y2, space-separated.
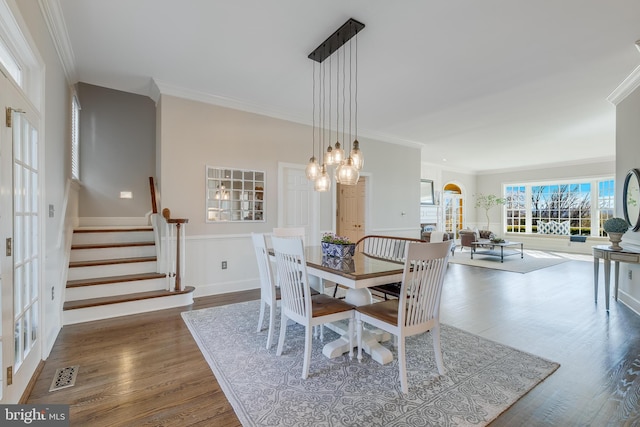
459 229 495 251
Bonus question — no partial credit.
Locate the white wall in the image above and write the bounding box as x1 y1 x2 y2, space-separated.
16 0 70 356
157 95 421 295
614 83 640 312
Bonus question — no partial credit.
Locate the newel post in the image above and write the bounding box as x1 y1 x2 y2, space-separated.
162 208 189 292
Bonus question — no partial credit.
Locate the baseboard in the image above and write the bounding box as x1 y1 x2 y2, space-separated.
618 290 640 316
78 217 150 227
193 279 259 297
19 360 45 403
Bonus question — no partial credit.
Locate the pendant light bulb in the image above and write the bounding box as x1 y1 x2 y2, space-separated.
333 141 344 164
315 164 331 192
350 139 364 170
305 156 321 181
325 146 335 166
337 157 359 185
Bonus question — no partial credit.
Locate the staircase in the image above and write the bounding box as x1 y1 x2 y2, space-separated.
63 226 194 325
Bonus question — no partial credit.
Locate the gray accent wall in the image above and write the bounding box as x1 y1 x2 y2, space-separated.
77 83 156 217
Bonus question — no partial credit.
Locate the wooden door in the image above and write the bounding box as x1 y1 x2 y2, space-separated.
337 177 366 243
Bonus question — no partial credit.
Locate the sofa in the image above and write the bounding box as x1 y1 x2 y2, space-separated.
458 228 496 251
421 230 454 242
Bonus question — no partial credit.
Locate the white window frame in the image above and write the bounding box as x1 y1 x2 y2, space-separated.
503 176 615 237
71 91 80 180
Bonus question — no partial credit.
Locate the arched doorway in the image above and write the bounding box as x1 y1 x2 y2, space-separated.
443 183 464 237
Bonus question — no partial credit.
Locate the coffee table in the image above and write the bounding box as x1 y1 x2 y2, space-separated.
470 240 523 262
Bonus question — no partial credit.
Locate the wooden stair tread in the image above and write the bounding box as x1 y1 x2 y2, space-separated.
63 286 195 311
66 272 166 288
69 256 157 268
74 227 153 233
71 241 155 250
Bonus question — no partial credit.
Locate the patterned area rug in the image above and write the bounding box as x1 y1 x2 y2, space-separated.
449 249 571 273
182 301 559 427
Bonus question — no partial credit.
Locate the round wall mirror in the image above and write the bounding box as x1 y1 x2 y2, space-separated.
623 168 640 231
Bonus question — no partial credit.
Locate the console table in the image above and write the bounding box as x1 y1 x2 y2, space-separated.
593 244 640 311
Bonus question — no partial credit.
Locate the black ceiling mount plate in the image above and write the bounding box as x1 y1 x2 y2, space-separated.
308 18 365 63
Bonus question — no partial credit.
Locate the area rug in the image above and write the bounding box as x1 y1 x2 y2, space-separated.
449 249 571 273
182 300 559 427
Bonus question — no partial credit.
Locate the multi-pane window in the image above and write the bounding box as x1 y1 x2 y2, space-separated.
503 178 614 236
505 185 526 233
598 179 615 237
0 40 22 85
531 183 591 235
71 95 80 180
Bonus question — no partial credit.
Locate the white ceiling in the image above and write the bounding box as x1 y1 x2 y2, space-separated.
55 0 640 173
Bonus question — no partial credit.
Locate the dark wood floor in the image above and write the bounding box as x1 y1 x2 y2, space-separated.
27 256 640 426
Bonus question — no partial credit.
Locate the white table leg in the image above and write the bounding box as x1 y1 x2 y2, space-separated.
321 288 394 365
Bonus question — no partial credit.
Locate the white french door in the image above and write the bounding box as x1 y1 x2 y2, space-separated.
443 193 463 237
0 70 41 403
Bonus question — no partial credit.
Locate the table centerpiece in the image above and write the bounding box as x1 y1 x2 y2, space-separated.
321 233 356 258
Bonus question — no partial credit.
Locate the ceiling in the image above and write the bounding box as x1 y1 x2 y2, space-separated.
54 0 640 173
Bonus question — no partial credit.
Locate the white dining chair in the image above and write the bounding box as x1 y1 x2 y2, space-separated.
273 227 306 244
356 240 452 393
251 233 279 349
273 227 325 295
272 236 355 379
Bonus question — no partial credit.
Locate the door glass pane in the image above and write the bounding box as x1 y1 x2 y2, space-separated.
12 113 39 372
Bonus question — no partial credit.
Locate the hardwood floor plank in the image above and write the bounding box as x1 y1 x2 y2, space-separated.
27 261 640 426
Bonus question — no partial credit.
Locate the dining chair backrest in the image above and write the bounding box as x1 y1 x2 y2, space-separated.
355 235 424 262
251 233 275 302
273 227 306 246
271 236 312 324
398 241 452 332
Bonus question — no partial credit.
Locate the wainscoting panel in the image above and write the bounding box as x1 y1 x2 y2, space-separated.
184 234 260 297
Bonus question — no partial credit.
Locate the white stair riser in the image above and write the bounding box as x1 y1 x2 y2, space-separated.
68 261 157 281
63 292 194 325
70 245 156 262
72 231 154 245
66 278 167 301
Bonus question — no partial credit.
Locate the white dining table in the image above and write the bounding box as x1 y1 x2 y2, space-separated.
303 247 404 365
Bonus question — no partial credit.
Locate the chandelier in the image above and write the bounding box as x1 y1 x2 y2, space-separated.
306 18 365 191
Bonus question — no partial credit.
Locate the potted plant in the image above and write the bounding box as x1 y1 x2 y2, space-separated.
474 193 506 230
321 233 355 258
603 217 629 250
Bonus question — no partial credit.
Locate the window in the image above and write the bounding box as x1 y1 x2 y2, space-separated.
71 94 80 180
0 37 21 85
504 178 614 236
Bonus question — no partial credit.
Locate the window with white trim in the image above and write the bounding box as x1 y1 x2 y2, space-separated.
504 178 614 236
71 94 80 180
0 38 21 85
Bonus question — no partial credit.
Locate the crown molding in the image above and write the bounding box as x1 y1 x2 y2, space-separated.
150 78 307 125
38 0 77 84
608 65 640 106
608 41 640 105
150 78 424 150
